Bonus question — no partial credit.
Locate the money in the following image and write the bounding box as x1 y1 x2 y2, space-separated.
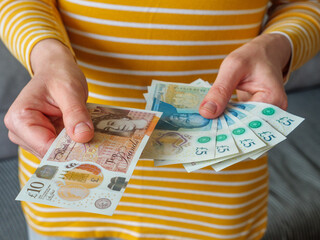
141 80 217 162
229 102 304 136
16 103 162 215
17 80 304 215
144 79 304 172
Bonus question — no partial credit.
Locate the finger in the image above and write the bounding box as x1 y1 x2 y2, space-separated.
51 82 94 143
49 116 64 135
246 89 288 110
236 90 253 102
6 110 57 158
199 55 248 118
8 131 43 159
236 73 288 110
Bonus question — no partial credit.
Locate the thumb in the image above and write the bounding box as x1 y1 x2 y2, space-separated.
52 84 94 143
199 60 245 119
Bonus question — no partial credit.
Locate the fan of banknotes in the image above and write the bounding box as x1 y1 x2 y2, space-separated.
141 79 304 172
16 79 304 216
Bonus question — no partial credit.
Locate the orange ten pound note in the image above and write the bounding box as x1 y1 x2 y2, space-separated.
16 103 162 215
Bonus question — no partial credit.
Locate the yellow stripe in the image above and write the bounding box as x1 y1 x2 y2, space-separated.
5 0 320 238
60 1 265 26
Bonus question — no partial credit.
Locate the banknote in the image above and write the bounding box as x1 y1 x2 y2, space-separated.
184 106 289 172
16 103 162 215
183 116 239 172
223 112 266 153
143 79 304 172
141 80 217 162
211 104 303 171
230 102 305 136
227 105 286 146
211 154 253 171
190 78 212 87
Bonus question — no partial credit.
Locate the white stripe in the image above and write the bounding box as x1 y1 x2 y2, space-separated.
214 163 267 174
0 0 47 12
87 78 147 90
123 192 267 209
272 21 312 57
24 33 60 72
88 92 145 103
18 28 57 61
11 18 55 52
14 24 51 59
25 197 267 220
19 149 39 168
248 229 266 240
290 16 320 51
118 199 267 220
25 208 267 239
0 0 48 33
19 166 267 210
79 60 219 76
61 9 261 31
18 171 26 186
19 153 266 182
3 7 49 38
72 44 227 61
23 203 267 231
277 28 302 69
135 163 267 174
113 208 268 230
19 154 266 175
21 30 58 68
136 166 216 173
266 16 320 66
285 28 305 67
291 8 320 22
67 27 252 46
26 215 197 240
15 25 42 58
131 172 268 186
19 160 32 178
24 205 266 239
283 2 320 14
65 0 266 16
128 182 268 198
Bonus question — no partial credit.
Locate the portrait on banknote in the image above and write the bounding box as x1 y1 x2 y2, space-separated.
152 98 211 131
16 104 162 215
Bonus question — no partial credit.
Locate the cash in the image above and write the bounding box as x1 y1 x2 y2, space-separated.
143 79 304 172
16 80 304 215
16 103 162 215
141 80 217 163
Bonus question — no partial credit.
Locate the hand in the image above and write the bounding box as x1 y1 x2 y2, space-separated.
199 33 291 119
4 39 94 158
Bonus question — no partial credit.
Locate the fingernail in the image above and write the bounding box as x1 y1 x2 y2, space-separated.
201 101 217 114
74 122 91 135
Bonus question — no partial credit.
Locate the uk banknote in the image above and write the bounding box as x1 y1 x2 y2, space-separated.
16 103 162 215
141 80 217 162
144 80 304 172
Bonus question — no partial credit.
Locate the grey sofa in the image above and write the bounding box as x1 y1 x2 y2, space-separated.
0 39 320 240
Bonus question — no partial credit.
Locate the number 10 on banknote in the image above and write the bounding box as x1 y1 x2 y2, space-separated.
16 103 162 215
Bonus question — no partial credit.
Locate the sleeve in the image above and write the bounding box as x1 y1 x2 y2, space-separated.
263 1 320 74
0 0 74 75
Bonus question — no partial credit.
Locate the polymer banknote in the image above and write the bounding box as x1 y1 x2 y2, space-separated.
142 80 217 162
144 80 304 172
16 103 162 215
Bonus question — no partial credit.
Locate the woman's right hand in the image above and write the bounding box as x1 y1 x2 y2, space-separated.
4 39 94 159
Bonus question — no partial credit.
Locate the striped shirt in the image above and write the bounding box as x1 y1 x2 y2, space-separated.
1 0 320 239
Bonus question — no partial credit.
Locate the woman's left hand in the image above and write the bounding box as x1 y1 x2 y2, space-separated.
199 33 292 119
